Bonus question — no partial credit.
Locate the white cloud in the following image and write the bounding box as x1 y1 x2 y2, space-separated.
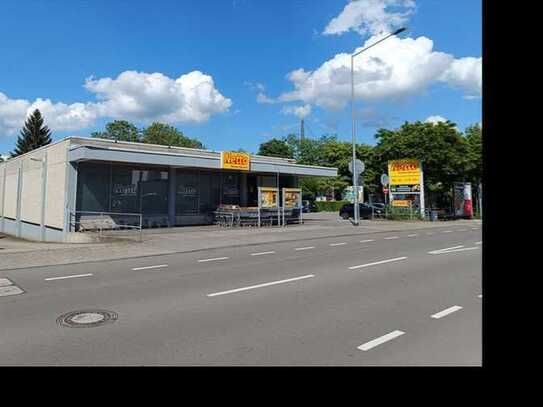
282 104 312 119
424 115 448 124
1 70 232 136
85 70 232 123
278 35 456 109
324 0 415 37
256 92 277 104
0 92 99 135
439 57 482 99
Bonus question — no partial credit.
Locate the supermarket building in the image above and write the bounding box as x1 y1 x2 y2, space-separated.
0 137 337 242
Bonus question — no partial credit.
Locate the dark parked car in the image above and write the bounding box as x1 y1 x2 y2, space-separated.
302 200 316 213
339 203 384 220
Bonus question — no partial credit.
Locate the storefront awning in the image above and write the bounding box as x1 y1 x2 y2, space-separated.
67 138 338 177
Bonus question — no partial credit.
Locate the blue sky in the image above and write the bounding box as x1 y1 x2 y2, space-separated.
0 0 481 155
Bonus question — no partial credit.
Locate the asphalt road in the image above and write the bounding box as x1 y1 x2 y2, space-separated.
0 225 482 365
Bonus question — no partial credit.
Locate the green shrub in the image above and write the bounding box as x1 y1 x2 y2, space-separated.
384 205 424 221
314 200 349 212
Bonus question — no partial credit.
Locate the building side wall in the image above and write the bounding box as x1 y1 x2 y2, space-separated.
0 140 69 241
45 141 70 229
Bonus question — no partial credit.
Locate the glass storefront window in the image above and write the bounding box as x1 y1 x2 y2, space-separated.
221 173 239 205
176 170 199 215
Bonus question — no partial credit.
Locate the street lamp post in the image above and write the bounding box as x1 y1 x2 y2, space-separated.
350 27 406 226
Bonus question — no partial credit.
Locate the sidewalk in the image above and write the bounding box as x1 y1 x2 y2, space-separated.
0 212 482 270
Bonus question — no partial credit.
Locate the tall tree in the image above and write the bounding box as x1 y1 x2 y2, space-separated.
11 109 52 157
257 138 293 158
141 122 204 149
91 120 140 142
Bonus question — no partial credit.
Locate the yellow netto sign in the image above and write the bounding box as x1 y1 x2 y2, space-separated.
388 159 421 185
221 151 251 170
392 200 411 207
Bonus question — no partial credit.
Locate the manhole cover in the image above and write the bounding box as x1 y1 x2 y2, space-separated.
57 310 118 328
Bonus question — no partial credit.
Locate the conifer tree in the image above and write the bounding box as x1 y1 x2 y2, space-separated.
11 109 52 157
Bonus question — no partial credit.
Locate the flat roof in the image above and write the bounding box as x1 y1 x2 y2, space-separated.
67 137 338 177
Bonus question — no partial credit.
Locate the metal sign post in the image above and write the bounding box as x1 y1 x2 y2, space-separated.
349 159 364 225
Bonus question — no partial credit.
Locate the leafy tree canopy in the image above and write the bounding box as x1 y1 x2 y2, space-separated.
257 138 293 159
91 120 140 142
141 122 204 149
11 109 52 157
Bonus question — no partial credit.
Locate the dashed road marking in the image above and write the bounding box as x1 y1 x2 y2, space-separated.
295 246 315 251
349 257 408 270
475 241 482 245
360 239 375 243
45 273 93 281
384 236 399 240
358 330 405 351
251 251 276 256
407 234 418 237
198 257 229 263
330 242 347 246
443 230 453 233
207 274 315 297
132 264 168 271
428 245 464 254
477 294 482 298
429 247 479 254
431 305 463 319
0 278 14 287
0 285 24 297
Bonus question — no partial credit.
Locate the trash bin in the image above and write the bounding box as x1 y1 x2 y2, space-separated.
431 211 439 222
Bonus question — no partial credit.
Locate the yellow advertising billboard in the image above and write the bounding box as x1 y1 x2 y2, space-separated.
259 187 278 208
221 151 251 171
282 188 302 208
388 159 421 185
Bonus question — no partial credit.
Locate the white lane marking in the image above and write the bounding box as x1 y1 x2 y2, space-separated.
384 236 399 240
295 246 315 251
198 257 229 263
472 228 479 230
360 239 375 243
0 278 14 287
358 330 405 351
132 264 168 271
330 242 347 246
251 251 276 256
475 241 482 245
349 257 408 270
45 273 93 281
431 305 463 319
428 245 464 254
407 234 418 237
207 274 315 297
430 247 479 254
477 294 482 298
443 230 453 233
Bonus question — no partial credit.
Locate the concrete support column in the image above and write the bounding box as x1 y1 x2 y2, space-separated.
40 152 48 241
168 167 176 227
63 160 78 241
240 172 248 207
15 161 23 238
1 164 6 233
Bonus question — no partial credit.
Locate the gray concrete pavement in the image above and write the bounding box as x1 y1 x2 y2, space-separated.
0 212 482 271
0 224 482 365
